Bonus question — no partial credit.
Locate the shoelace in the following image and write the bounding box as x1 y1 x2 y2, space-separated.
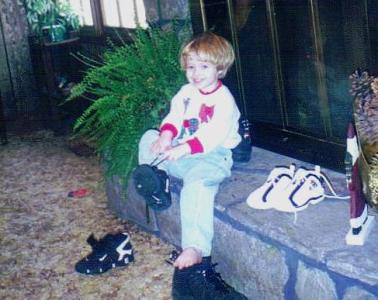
322 175 350 200
150 154 166 167
290 166 349 224
293 166 349 200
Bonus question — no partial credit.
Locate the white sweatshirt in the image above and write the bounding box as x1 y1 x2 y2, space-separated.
160 82 241 154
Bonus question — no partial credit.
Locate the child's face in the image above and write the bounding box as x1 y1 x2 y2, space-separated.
185 54 219 93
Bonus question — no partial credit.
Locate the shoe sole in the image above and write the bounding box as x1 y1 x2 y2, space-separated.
76 255 134 276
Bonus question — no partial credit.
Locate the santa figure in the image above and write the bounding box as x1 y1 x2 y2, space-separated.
345 123 375 245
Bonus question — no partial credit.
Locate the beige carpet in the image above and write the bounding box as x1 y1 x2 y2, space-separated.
0 130 173 300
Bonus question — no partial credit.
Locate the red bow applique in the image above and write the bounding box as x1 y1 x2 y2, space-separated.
199 104 214 123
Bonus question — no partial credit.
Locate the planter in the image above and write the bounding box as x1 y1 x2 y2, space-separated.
42 24 66 43
357 141 378 210
68 30 79 39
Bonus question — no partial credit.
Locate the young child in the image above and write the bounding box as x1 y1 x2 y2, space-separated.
138 32 241 270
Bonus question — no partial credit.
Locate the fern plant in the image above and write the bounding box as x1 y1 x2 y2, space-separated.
68 25 187 180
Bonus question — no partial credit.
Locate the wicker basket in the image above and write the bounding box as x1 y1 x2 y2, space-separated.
352 72 378 210
357 143 378 209
353 81 378 210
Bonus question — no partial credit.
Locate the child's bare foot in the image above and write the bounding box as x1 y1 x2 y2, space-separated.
173 247 202 269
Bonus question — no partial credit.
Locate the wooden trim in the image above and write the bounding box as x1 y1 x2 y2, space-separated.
309 0 332 137
116 0 123 28
90 0 104 36
187 0 205 34
266 0 287 128
199 0 207 31
251 121 346 172
226 0 246 115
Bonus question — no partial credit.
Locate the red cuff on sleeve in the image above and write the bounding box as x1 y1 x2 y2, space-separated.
160 123 178 138
186 138 204 154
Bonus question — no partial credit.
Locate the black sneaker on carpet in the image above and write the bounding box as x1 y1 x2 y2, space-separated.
166 249 181 265
75 232 134 275
172 257 247 300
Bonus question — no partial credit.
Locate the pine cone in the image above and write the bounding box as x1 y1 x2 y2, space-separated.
350 70 374 101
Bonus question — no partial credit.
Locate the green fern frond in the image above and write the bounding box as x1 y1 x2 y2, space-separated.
69 24 188 182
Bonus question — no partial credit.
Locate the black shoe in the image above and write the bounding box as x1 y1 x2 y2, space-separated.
75 232 134 275
166 249 181 265
172 257 247 300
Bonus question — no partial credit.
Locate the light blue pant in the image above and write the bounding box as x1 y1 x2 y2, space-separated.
138 129 233 256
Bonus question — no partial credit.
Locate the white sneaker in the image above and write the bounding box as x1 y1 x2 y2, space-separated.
270 165 346 212
246 164 296 209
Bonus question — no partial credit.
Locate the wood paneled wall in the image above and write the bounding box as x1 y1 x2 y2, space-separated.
0 1 39 121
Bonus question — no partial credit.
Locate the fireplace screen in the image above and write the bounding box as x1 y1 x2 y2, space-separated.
189 0 377 170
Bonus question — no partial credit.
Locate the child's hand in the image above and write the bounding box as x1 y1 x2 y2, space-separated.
163 143 191 160
151 131 172 155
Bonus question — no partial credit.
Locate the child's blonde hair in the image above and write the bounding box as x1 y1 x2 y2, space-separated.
180 32 235 79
